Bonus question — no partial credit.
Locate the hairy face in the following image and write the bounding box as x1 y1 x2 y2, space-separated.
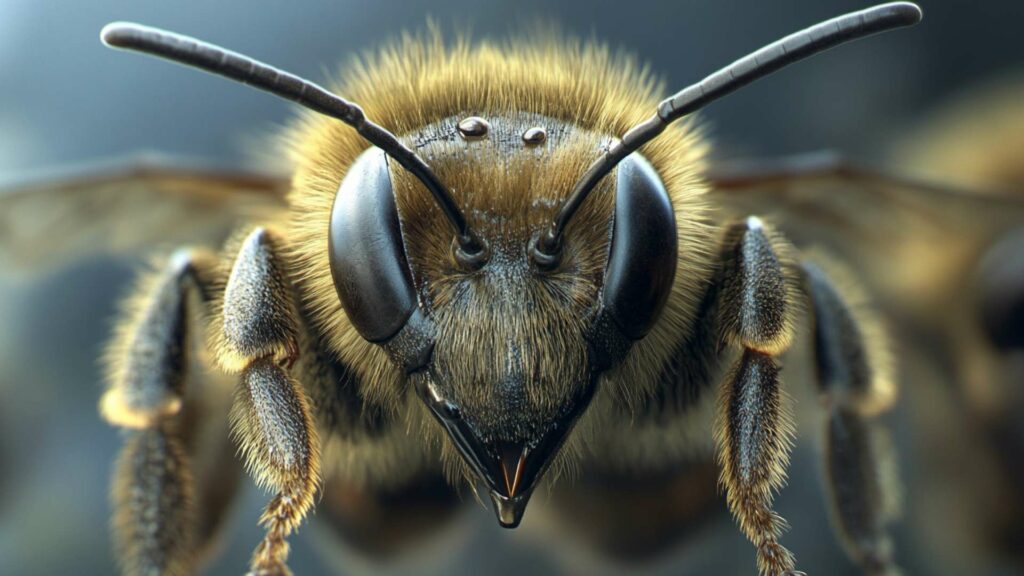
392 114 615 524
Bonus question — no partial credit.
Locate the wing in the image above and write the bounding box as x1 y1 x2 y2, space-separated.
707 152 1024 324
0 156 289 273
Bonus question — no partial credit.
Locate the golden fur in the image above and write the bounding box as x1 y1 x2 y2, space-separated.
283 29 716 483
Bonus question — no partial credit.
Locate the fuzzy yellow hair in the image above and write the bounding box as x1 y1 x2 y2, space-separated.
281 28 718 480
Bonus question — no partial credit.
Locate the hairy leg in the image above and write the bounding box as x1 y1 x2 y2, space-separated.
802 260 901 576
103 226 322 576
103 247 234 576
715 217 803 576
213 227 319 576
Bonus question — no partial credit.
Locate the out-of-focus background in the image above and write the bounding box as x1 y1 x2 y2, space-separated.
1 1 1022 575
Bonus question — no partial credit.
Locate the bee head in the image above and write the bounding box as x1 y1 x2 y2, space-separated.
329 116 677 526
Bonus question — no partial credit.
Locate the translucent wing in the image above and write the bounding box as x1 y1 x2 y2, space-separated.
707 152 1024 323
0 156 289 273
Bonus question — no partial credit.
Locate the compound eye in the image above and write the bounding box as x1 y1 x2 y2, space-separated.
329 148 421 345
598 153 678 341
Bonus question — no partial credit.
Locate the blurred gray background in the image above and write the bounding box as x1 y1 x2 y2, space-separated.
0 0 1022 575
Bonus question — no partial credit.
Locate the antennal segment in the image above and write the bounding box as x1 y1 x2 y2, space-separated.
101 22 487 264
533 2 922 266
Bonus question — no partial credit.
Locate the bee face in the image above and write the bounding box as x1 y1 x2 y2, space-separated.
331 113 680 525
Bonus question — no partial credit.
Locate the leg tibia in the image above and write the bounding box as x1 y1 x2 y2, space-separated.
233 352 320 576
825 408 900 575
717 350 799 576
112 425 196 576
102 248 220 428
803 260 895 415
232 358 320 515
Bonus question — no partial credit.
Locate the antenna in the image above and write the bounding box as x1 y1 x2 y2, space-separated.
100 22 487 265
533 2 922 266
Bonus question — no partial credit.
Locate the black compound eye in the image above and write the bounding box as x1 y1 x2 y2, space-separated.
590 153 677 362
329 148 434 369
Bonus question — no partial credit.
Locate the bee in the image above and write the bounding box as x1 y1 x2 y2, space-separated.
9 2 1024 575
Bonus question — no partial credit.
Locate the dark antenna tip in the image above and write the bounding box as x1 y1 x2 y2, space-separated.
99 22 124 46
100 21 145 49
888 2 924 25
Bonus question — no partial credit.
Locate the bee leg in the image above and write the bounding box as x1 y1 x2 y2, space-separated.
802 261 901 576
102 248 220 428
112 424 196 576
715 217 803 576
102 247 224 576
217 227 319 576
